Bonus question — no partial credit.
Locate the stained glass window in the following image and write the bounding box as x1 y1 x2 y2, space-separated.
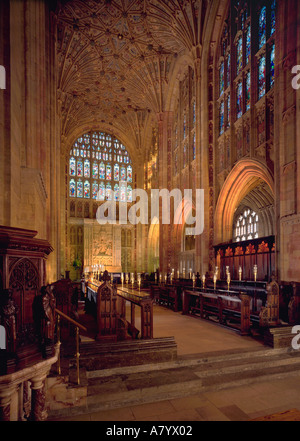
246 71 251 111
237 36 243 75
220 61 225 96
226 54 230 87
193 101 196 126
193 133 196 160
114 163 119 181
258 55 266 99
68 131 133 204
99 162 105 179
98 182 105 201
69 179 76 197
77 180 83 198
127 185 133 203
84 159 90 178
69 157 76 176
269 43 275 89
127 165 132 183
120 166 126 181
106 183 112 201
237 81 243 119
84 180 90 199
77 159 83 177
114 184 119 201
226 94 230 128
246 26 251 65
92 182 98 200
258 6 266 49
270 0 276 36
220 101 225 135
120 183 127 202
106 164 112 181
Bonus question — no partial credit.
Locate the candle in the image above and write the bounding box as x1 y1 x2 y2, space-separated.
202 274 205 289
253 264 258 282
239 266 242 281
213 273 217 291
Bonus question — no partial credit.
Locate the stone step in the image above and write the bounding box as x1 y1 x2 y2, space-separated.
47 346 300 420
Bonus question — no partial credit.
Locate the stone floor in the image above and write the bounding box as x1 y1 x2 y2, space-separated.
50 302 300 422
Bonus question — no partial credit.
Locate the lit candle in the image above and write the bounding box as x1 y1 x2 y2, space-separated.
202 274 205 289
213 273 217 291
192 273 195 288
239 266 242 281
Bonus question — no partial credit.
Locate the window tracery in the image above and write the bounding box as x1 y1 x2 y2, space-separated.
68 131 133 202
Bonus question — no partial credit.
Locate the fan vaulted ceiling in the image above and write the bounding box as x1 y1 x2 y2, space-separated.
56 0 208 154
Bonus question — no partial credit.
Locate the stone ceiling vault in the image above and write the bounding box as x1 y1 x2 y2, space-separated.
56 0 208 156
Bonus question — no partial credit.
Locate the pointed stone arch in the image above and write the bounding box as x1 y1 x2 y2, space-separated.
214 159 274 245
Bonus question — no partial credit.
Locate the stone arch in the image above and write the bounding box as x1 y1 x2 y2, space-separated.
214 159 274 245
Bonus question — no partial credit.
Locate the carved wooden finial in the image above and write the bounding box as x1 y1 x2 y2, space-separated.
102 270 110 282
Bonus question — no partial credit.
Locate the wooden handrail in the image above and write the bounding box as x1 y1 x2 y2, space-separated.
55 308 87 332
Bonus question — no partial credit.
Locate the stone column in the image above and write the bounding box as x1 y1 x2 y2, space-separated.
0 385 18 421
29 375 48 421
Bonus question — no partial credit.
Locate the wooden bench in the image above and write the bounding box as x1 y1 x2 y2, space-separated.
183 289 251 335
150 285 181 311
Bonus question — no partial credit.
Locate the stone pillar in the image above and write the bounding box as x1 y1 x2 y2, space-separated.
157 112 173 275
29 375 48 421
0 385 18 421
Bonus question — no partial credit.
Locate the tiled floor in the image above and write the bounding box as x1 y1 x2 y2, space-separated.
51 301 300 422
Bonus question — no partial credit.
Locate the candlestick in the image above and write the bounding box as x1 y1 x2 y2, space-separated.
239 266 242 281
253 264 257 282
227 272 231 291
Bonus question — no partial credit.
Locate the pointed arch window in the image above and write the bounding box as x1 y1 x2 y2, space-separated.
92 182 98 200
127 165 132 183
120 166 126 181
84 159 90 178
234 208 259 242
236 36 243 75
77 180 83 198
220 61 225 96
92 162 98 179
98 182 105 201
258 6 267 49
106 183 112 201
77 159 83 177
67 131 133 205
114 184 119 201
258 55 266 99
114 163 119 181
69 157 76 176
84 180 90 199
69 179 76 197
